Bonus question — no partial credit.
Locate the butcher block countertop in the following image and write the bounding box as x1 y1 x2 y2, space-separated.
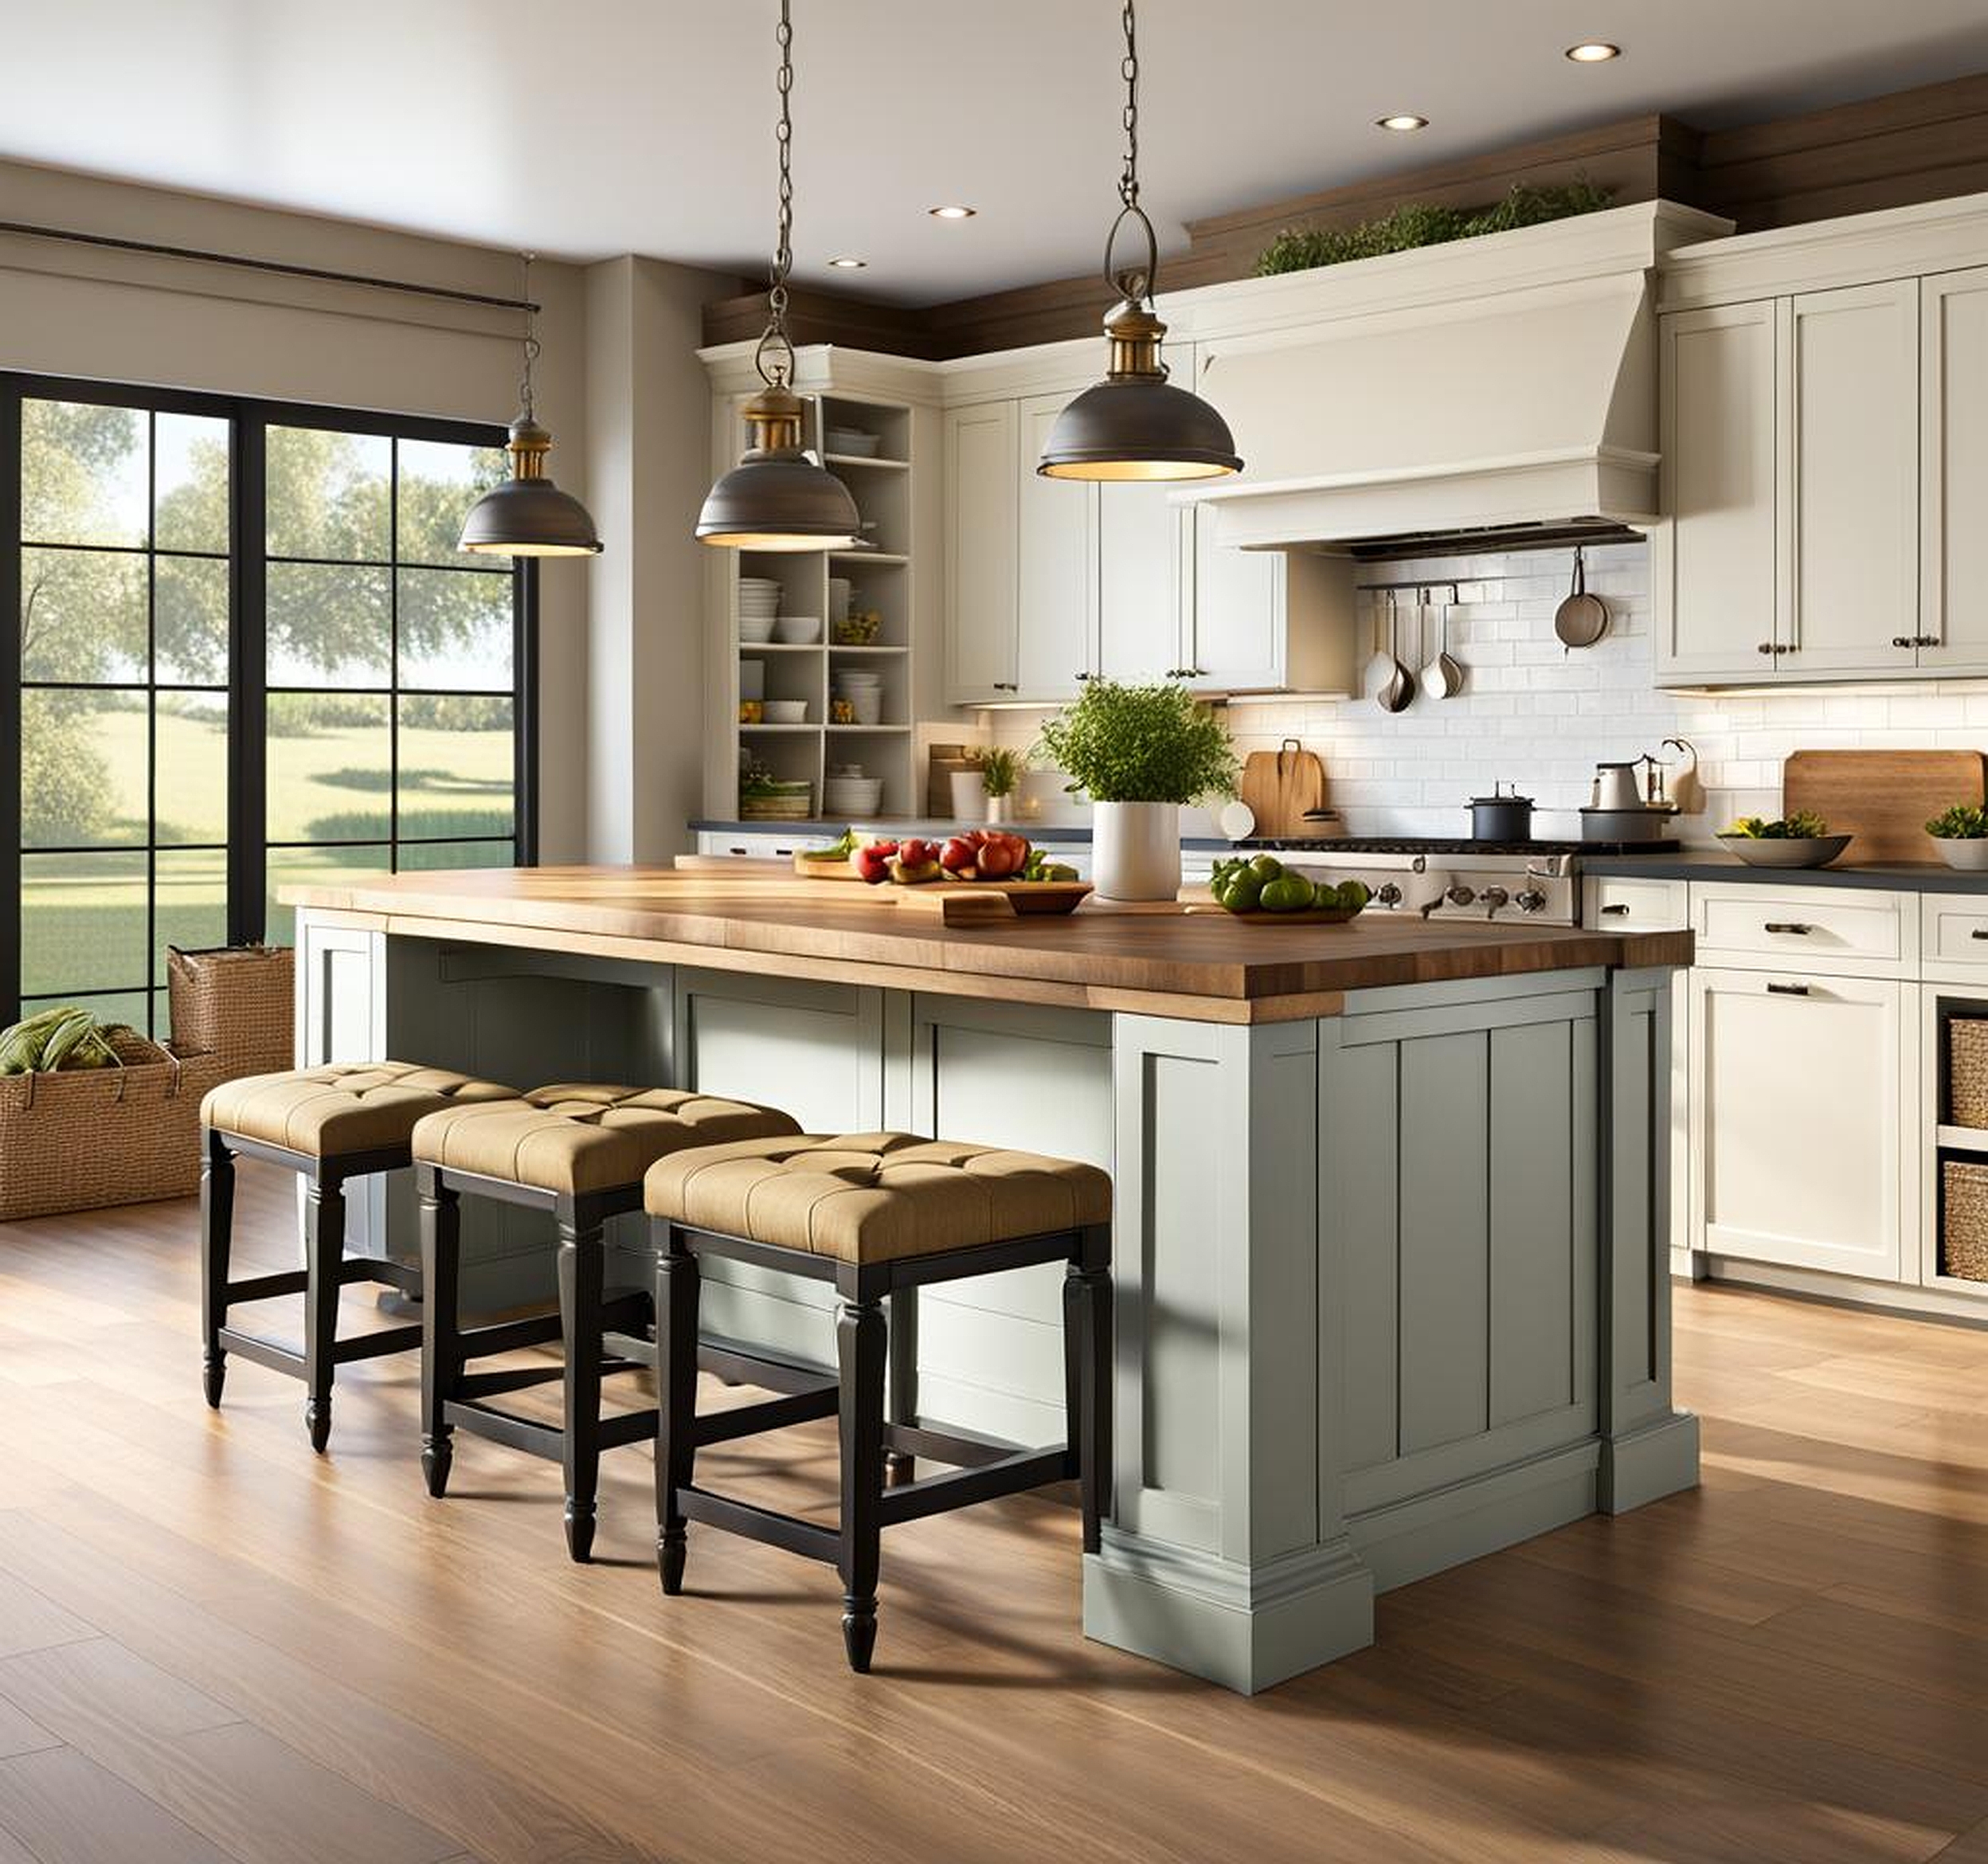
284 865 1694 1024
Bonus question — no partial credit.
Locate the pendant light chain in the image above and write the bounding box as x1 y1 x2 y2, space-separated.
1102 0 1158 305
517 251 540 421
1118 0 1139 213
760 0 797 389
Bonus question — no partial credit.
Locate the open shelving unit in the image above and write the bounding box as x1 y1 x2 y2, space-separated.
722 391 919 820
1927 992 1988 1298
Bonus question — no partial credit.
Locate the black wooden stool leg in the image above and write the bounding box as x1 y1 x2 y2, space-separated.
199 1130 235 1408
558 1215 606 1564
655 1224 700 1596
302 1175 345 1453
419 1171 461 1498
1063 1231 1113 1556
885 1286 918 1487
837 1292 887 1672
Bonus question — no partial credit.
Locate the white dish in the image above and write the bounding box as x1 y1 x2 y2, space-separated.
738 615 777 644
761 699 808 723
774 616 822 644
824 780 884 813
827 429 880 456
1218 800 1256 842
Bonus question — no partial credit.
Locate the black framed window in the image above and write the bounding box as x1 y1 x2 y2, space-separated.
2 376 538 1034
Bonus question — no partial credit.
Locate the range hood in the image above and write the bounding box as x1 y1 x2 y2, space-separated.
1188 250 1670 554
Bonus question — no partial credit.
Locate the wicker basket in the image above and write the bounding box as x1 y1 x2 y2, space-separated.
0 1032 229 1222
1943 1158 1988 1282
167 944 294 1079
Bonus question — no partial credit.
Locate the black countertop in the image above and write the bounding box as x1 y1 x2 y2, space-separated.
691 818 1234 851
1584 851 1988 892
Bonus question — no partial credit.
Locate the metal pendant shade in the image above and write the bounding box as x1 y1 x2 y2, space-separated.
460 257 602 558
1038 1 1242 484
697 0 859 550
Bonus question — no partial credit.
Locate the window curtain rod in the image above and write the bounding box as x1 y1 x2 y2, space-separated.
0 219 539 314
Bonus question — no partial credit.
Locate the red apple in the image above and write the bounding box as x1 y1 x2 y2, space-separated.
940 836 979 877
853 840 898 884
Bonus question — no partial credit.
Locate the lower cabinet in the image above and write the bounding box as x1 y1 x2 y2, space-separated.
1689 965 1911 1281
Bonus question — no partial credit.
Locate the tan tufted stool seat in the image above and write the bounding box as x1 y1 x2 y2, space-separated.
644 1131 1113 1674
410 1084 803 1562
198 1061 515 1453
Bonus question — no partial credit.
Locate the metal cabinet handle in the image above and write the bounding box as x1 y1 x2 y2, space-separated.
1970 929 1988 941
1917 634 1942 648
1767 981 1810 997
1757 641 1775 656
1600 903 1631 916
1893 636 1916 648
1763 922 1812 934
992 681 1019 692
1075 671 1094 682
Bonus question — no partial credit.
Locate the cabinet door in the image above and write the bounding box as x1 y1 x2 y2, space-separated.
1189 502 1286 691
1097 480 1188 682
944 401 1019 703
1655 302 1783 683
1015 394 1097 701
1920 268 1988 674
1689 967 1907 1281
1786 280 1919 675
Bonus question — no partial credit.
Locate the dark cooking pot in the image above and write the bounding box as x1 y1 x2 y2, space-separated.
1468 789 1534 841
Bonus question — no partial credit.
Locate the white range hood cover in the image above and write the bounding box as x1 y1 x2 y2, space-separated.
1190 268 1661 550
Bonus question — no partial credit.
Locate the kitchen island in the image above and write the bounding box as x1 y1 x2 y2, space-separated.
287 866 1698 1693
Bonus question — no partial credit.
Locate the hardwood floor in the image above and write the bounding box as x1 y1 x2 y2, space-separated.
2 1169 1987 1863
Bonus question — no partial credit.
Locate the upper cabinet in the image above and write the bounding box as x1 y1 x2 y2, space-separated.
945 345 1357 706
1922 268 1988 674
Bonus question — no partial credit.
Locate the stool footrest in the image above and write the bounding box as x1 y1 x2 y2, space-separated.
699 1336 837 1397
678 1486 839 1565
215 1328 304 1377
341 1256 421 1296
331 1324 423 1364
224 1271 308 1305
876 1448 1070 1529
882 1421 1018 1470
694 1384 838 1448
444 1397 658 1460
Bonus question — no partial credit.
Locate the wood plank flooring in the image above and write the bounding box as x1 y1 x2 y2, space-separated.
2 1166 1986 1862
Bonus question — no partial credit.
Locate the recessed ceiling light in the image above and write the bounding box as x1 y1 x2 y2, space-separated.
1376 114 1429 132
828 256 867 269
928 204 977 220
1565 41 1621 61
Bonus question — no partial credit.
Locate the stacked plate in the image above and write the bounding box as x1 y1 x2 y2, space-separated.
824 767 884 816
832 668 884 726
738 578 781 644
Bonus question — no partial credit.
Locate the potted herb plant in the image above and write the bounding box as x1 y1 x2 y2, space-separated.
1927 801 1988 871
979 746 1022 825
1035 680 1239 901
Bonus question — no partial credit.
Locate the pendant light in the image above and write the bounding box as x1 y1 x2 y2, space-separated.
696 0 861 550
459 254 602 557
1038 1 1242 483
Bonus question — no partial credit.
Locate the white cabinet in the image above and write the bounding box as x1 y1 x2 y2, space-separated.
1785 280 1920 676
1096 480 1186 683
1690 965 1910 1281
1656 301 1781 683
943 401 1019 703
1016 394 1097 701
1921 268 1988 674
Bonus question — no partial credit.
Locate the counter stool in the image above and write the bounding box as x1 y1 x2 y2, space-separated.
410 1085 807 1561
643 1132 1113 1673
200 1062 517 1451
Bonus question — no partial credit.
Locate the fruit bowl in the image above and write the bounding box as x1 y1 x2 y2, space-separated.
1716 833 1852 869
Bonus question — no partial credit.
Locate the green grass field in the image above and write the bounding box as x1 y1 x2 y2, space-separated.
21 705 515 1033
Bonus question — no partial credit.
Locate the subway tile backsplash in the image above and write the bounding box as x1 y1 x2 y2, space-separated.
980 540 1988 844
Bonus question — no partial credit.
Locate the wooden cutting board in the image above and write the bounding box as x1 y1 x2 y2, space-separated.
1783 750 1988 861
1239 738 1330 837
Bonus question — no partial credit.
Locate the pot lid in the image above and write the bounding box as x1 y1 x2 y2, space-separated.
1468 789 1534 807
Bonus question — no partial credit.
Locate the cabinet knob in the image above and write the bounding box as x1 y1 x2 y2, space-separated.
1075 671 1093 682
1757 641 1775 656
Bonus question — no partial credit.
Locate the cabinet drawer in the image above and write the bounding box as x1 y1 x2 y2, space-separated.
1585 877 1689 931
1692 883 1915 977
1923 892 1988 974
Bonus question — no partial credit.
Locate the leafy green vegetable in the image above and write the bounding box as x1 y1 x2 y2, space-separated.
1255 180 1616 278
1722 812 1830 840
1033 681 1239 805
1927 802 1988 840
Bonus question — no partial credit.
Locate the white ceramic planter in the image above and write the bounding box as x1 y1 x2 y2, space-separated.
1092 801 1183 902
984 793 1012 826
1934 837 1988 871
949 771 988 820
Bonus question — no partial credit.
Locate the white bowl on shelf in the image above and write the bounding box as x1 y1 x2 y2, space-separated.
839 693 884 726
824 778 884 814
827 429 880 456
774 615 822 645
739 614 777 644
761 699 808 724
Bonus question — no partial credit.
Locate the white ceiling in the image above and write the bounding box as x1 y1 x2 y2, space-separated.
6 0 1988 303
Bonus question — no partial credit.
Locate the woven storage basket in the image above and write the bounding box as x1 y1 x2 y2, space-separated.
167 944 294 1079
1943 1159 1988 1283
0 1032 229 1222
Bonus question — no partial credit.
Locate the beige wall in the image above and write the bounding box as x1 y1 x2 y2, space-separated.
0 158 597 859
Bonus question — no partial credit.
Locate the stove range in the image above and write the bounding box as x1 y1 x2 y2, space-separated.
1235 836 1682 926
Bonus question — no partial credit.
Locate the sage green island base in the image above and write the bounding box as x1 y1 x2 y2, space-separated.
290 873 1695 1695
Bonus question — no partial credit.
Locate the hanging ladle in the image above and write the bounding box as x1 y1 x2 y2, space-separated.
1419 585 1464 699
1379 589 1416 714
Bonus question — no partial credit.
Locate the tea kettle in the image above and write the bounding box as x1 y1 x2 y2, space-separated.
1590 762 1646 811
